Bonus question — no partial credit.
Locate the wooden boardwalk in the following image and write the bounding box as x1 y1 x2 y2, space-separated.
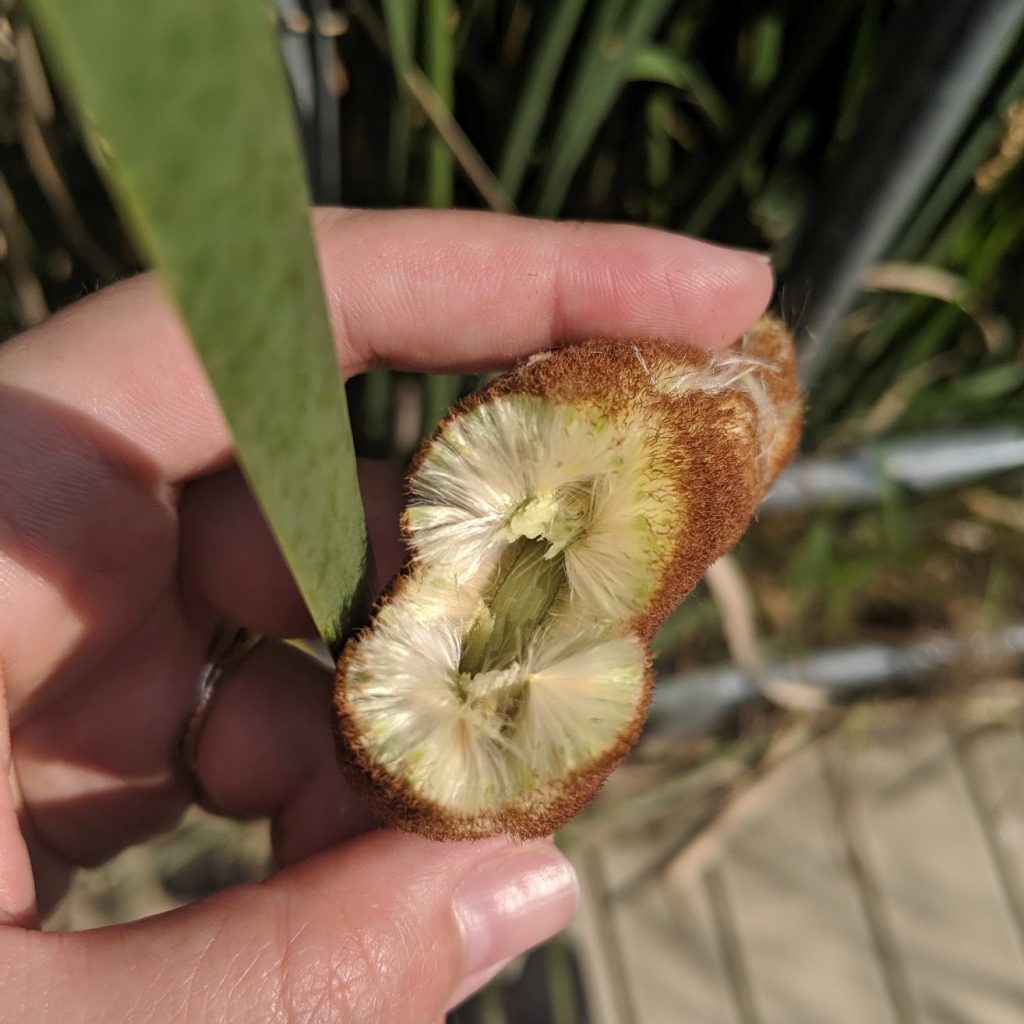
570 694 1024 1024
51 687 1024 1024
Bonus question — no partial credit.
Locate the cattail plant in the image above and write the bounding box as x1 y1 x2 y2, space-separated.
334 315 803 839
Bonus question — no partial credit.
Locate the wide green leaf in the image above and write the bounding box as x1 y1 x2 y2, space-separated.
28 0 372 652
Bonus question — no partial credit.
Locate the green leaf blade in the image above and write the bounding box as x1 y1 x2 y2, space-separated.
424 0 456 208
29 0 372 651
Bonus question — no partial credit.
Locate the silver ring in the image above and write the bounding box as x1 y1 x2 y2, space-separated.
178 623 262 815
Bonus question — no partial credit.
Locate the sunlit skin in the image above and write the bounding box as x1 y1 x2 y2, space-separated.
0 209 773 1022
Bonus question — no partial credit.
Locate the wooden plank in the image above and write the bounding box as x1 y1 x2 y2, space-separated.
838 715 1024 1024
573 828 741 1024
614 858 740 1024
956 723 1024 949
708 747 900 1024
571 843 638 1024
701 865 760 1024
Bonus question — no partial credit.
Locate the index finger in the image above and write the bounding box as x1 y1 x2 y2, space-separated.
0 208 772 484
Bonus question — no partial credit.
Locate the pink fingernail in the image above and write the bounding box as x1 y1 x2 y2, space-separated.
446 956 514 1011
452 841 578 978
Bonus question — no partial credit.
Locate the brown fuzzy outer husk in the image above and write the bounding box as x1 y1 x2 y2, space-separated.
333 625 654 840
333 315 803 840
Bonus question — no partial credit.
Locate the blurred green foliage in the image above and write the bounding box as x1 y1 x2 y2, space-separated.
2 0 1023 651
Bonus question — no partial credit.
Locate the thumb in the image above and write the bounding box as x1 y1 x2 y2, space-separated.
6 830 577 1023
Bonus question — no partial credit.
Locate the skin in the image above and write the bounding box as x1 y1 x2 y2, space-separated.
0 208 772 1023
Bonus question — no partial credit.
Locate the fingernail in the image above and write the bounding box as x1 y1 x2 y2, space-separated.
453 840 578 978
447 956 514 1011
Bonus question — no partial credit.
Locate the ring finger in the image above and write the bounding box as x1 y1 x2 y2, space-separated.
186 637 378 865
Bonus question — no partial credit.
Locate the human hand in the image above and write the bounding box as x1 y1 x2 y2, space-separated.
0 209 772 1022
